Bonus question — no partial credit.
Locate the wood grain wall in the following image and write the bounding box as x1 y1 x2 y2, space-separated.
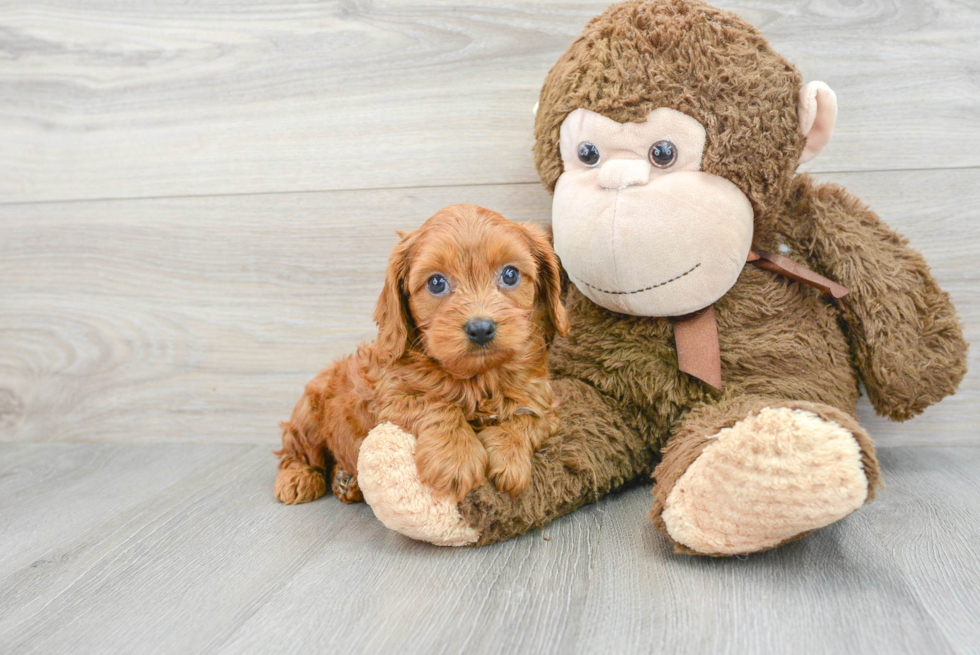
2 0 978 449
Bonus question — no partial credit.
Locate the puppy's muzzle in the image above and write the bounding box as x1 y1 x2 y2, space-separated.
464 318 496 346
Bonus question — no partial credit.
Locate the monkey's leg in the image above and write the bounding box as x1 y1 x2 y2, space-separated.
651 397 881 556
356 377 655 546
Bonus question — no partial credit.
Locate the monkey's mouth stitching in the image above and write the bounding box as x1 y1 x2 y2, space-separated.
571 262 701 296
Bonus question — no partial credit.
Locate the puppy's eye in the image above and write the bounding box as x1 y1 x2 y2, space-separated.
649 140 677 168
500 266 521 288
427 275 448 295
577 142 600 167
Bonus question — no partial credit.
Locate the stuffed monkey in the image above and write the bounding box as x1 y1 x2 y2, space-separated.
354 0 967 555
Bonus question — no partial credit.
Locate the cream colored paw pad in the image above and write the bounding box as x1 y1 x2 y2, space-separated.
357 422 479 547
661 408 868 555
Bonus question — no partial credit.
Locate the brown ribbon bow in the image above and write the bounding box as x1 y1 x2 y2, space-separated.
671 249 850 391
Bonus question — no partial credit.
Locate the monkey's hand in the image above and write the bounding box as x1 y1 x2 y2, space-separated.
801 179 967 421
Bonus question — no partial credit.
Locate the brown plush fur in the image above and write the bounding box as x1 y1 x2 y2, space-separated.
533 0 804 220
451 0 967 550
275 204 569 504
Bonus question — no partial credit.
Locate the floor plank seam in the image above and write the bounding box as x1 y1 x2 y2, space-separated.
1 165 977 208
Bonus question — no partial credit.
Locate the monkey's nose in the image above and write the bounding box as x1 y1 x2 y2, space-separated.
464 319 496 346
596 159 651 190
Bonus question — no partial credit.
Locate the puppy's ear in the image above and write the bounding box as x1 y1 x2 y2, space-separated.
520 222 569 340
373 230 417 364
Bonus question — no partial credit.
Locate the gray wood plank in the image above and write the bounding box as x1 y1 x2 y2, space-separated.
1 0 978 203
0 443 263 651
0 443 976 655
863 448 980 655
574 479 961 655
0 442 250 576
1 169 976 447
0 444 361 654
215 450 968 655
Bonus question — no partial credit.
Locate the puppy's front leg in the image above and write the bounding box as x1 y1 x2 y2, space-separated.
479 410 559 497
412 403 488 503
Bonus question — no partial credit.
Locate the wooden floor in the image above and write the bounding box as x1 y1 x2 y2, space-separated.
1 1 978 653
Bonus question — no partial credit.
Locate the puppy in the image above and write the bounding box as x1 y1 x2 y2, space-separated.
275 203 569 505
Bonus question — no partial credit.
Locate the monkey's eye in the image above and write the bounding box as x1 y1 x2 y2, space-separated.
649 140 677 168
500 266 521 288
577 142 600 167
427 275 449 295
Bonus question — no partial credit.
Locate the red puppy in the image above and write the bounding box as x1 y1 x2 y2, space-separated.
275 204 569 504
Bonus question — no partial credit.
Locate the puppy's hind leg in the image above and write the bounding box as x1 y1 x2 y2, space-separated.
274 396 330 505
330 463 364 504
276 461 327 505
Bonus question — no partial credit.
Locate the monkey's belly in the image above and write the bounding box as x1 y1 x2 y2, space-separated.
549 266 859 418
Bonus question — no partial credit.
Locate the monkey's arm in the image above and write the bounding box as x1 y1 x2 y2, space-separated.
799 178 967 421
357 376 656 546
459 376 655 545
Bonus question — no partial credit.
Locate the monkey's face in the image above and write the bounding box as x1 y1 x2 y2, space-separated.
552 108 754 317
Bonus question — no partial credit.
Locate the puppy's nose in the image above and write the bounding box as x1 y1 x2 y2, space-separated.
464 319 496 346
596 159 651 190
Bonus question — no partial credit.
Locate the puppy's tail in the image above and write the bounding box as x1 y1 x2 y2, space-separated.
273 396 330 505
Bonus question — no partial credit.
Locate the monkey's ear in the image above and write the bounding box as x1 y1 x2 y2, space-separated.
373 231 417 365
520 222 569 341
798 81 838 164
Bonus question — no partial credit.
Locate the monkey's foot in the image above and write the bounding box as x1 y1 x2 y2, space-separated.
653 405 875 556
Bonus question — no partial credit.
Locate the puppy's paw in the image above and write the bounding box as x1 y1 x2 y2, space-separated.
488 452 532 498
331 466 364 504
415 435 488 503
275 464 327 504
480 426 533 497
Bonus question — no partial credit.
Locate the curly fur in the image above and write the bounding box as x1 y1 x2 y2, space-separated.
275 204 568 504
